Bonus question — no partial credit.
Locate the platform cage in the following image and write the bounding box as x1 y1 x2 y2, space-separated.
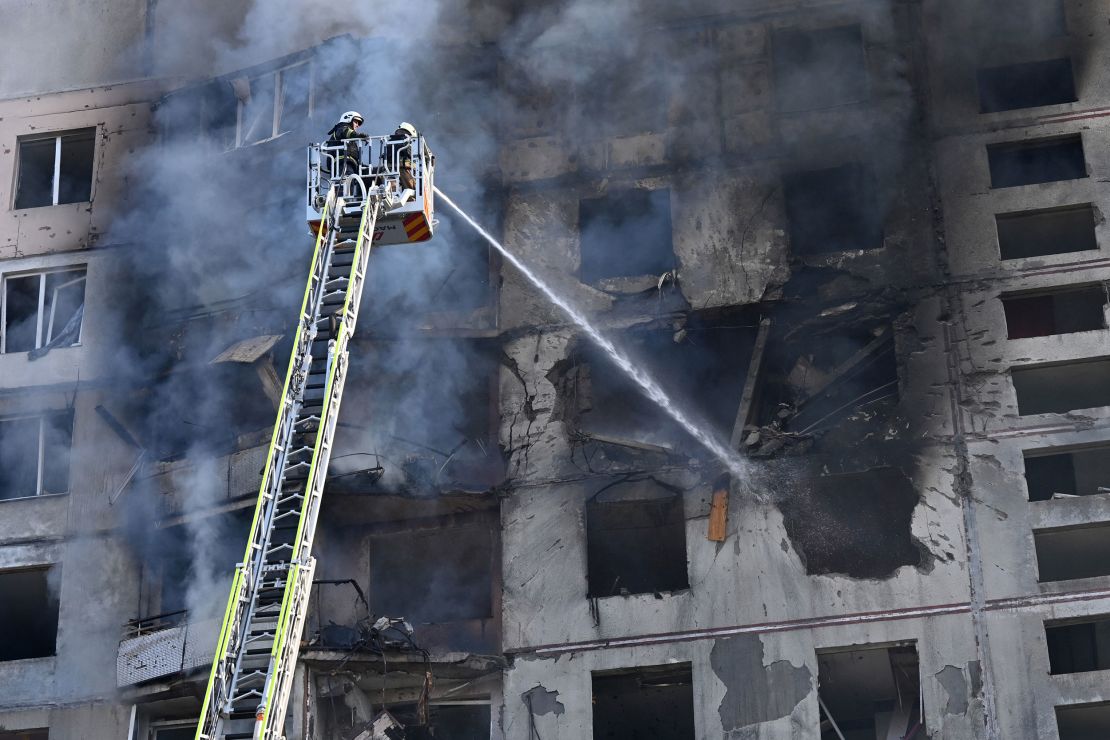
307 133 436 245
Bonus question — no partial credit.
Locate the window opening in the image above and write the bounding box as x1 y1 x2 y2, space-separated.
783 163 882 255
817 644 925 740
586 479 689 598
1024 444 1110 501
1046 617 1110 674
0 567 59 661
1002 285 1107 339
579 189 674 283
368 525 493 625
996 204 1097 260
592 664 694 740
1012 359 1110 416
987 135 1086 188
15 129 95 209
1057 702 1110 740
978 58 1076 113
0 410 74 500
1 268 86 354
1035 524 1110 582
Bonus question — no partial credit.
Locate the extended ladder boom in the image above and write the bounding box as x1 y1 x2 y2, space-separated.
195 189 382 740
195 130 435 740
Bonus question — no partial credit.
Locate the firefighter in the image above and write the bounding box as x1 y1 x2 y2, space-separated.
384 121 419 192
326 111 369 179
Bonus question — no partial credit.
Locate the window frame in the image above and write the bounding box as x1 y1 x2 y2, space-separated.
148 720 197 740
13 127 97 209
0 266 87 354
0 410 74 500
233 60 314 148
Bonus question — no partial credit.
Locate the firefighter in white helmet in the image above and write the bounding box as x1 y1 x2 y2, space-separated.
385 121 419 193
326 111 369 179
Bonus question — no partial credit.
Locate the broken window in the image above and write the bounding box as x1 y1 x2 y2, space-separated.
1002 285 1107 339
572 312 759 449
14 129 95 209
1 268 87 354
978 58 1076 113
817 644 925 740
1035 524 1110 582
783 163 883 256
579 189 674 283
586 479 688 598
754 321 898 440
233 61 313 147
368 523 493 625
996 204 1098 260
773 24 868 112
1046 617 1110 674
1024 444 1110 501
592 664 694 740
1057 702 1110 740
778 467 923 578
0 567 59 661
987 135 1086 188
1012 359 1110 416
0 410 74 500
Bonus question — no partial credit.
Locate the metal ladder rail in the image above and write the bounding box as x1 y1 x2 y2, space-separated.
249 197 383 739
195 190 382 740
195 198 335 740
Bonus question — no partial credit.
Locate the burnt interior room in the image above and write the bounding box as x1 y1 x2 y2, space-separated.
1046 616 1110 675
569 309 759 450
592 663 695 740
782 162 883 256
995 204 1099 261
366 520 496 652
1024 444 1110 501
777 467 924 578
987 135 1087 189
1011 358 1110 416
1002 284 1107 339
752 309 899 449
0 410 73 500
772 24 869 112
0 567 59 661
817 644 925 740
1035 524 1110 582
1057 702 1110 740
578 188 674 284
977 57 1076 113
586 477 688 598
333 338 502 494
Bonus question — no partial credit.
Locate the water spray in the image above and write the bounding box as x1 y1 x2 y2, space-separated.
434 187 750 481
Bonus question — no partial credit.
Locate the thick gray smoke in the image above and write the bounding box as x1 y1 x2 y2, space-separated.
22 0 1042 705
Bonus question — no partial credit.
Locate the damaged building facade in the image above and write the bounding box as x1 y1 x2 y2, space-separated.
1 0 1110 738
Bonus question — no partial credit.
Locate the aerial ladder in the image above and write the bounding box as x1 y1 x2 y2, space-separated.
194 131 436 740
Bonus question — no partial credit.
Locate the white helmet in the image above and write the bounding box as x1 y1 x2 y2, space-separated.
340 111 364 125
396 121 417 137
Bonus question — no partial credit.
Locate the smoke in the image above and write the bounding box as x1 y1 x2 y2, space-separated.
14 0 1072 706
